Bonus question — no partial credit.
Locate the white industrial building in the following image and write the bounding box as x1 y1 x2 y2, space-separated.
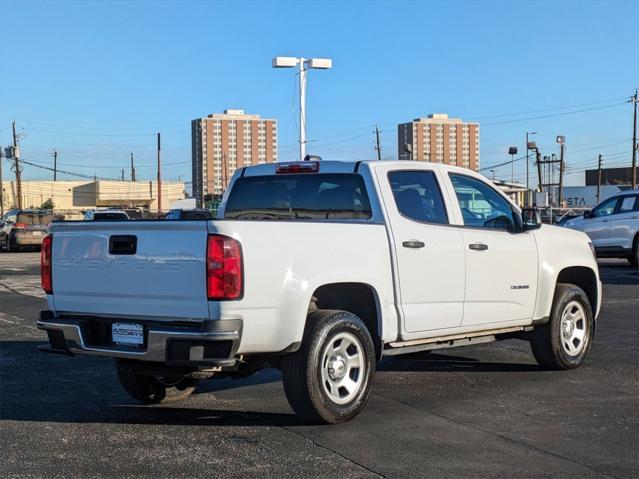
0 180 185 219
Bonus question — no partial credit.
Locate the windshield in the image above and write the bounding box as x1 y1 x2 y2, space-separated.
224 173 372 220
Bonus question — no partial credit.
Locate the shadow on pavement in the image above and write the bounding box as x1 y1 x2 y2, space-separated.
1 339 543 428
378 351 541 372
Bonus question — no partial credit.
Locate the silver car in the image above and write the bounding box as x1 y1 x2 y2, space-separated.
564 190 639 266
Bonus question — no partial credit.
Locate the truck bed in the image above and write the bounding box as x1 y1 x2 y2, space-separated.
48 219 396 353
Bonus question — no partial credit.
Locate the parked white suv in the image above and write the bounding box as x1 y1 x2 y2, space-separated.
564 190 639 266
38 160 602 424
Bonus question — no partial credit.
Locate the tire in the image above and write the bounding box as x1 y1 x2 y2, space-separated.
530 283 594 370
282 309 376 424
5 238 13 253
628 235 638 267
115 360 199 404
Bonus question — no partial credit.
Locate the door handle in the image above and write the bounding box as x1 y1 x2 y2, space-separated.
402 240 425 249
469 242 488 251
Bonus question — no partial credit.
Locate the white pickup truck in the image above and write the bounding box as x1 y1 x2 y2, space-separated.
38 160 602 424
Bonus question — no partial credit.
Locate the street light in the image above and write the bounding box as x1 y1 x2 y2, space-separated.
272 56 333 162
490 169 496 180
508 146 518 183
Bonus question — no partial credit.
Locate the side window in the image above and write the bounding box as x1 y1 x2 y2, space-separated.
618 196 637 213
388 170 448 224
592 197 618 217
449 173 515 231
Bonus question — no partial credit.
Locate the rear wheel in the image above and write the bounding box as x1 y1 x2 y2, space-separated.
115 359 199 404
282 310 376 424
530 284 594 370
628 235 638 267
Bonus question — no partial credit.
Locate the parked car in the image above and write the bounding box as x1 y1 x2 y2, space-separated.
164 208 214 220
0 210 52 252
563 190 639 265
38 160 602 424
83 209 130 221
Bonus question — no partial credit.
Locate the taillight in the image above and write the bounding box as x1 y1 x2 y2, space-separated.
41 235 53 294
14 223 27 229
207 234 242 300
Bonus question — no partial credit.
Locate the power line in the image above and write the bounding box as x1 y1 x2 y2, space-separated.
466 97 628 121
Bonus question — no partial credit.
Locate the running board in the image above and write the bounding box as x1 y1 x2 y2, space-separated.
383 326 533 357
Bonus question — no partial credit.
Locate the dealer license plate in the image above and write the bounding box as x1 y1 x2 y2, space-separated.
112 322 144 345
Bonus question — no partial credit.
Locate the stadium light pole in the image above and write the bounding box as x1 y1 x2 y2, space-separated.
272 56 332 162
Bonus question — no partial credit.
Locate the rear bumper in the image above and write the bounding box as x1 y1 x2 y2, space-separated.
37 311 242 367
13 234 45 246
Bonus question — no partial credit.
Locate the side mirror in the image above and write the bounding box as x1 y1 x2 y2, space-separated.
583 209 592 218
521 208 542 231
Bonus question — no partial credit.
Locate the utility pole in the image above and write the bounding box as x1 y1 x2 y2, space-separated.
526 132 530 191
374 125 382 161
525 132 537 204
130 152 136 181
629 89 638 189
537 154 563 204
597 154 603 204
536 150 543 193
557 136 565 207
121 169 125 181
12 120 22 210
157 133 162 212
52 150 58 181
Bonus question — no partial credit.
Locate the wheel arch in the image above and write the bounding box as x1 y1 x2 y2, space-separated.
555 266 598 318
309 282 383 360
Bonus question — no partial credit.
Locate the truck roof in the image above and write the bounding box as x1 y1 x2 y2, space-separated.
241 160 486 178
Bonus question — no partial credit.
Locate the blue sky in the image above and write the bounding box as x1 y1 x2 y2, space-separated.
1 0 637 186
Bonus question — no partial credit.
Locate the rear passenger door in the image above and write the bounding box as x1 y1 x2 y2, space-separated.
447 173 538 327
376 165 466 336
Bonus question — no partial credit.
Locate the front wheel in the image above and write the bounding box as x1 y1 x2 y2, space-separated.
115 360 199 404
282 310 376 424
530 284 594 370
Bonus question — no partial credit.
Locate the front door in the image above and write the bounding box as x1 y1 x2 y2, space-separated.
582 196 619 247
448 173 538 327
377 166 466 335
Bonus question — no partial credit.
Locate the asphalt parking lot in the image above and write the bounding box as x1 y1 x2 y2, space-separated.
1 252 637 478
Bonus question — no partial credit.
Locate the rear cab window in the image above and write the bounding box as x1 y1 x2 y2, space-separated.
224 173 372 220
92 212 129 221
388 170 448 224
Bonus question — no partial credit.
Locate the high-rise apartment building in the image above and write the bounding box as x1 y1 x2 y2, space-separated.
397 114 479 170
191 109 277 204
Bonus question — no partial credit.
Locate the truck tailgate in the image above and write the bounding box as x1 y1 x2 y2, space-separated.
49 221 209 320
